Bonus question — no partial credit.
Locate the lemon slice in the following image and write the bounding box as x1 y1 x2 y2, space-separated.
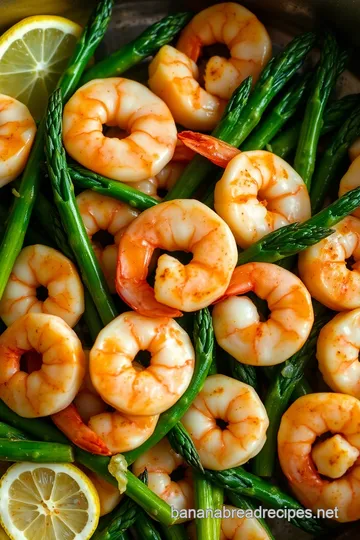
0 526 9 540
0 16 82 120
0 462 100 540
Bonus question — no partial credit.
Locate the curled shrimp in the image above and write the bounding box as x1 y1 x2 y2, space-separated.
338 156 360 219
62 78 177 182
0 94 36 187
177 2 272 98
182 374 268 470
298 216 360 311
132 438 194 513
0 244 84 328
90 311 195 416
220 505 271 539
116 199 238 317
76 190 139 293
213 263 314 366
278 393 360 522
317 309 360 398
0 313 85 417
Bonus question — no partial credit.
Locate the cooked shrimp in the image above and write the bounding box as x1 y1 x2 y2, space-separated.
0 244 84 328
213 263 314 366
53 351 159 455
76 190 139 293
298 216 360 311
338 156 360 218
278 393 360 522
182 374 268 470
317 309 360 398
0 94 36 187
349 137 360 162
214 150 311 248
149 45 226 131
178 131 240 167
116 199 238 317
220 505 271 539
90 311 195 416
62 78 177 182
177 2 272 98
86 471 122 516
0 313 85 417
132 438 193 512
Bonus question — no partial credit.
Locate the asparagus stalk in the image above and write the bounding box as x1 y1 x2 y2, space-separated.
0 439 74 463
80 12 192 84
167 423 204 472
311 105 360 213
226 492 275 539
194 471 223 540
133 511 162 540
0 421 29 441
0 0 113 302
164 77 252 201
204 468 325 534
294 33 339 188
123 308 214 465
291 377 312 398
159 525 189 540
237 186 360 265
252 303 331 478
69 164 158 210
93 494 138 539
242 72 312 151
45 89 118 326
228 354 259 393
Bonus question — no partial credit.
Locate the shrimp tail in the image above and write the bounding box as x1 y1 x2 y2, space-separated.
213 265 254 303
173 140 195 162
178 131 240 167
52 404 112 456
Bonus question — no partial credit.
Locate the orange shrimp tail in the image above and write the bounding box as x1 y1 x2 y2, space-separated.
178 131 240 168
52 404 112 456
173 139 195 162
214 264 255 303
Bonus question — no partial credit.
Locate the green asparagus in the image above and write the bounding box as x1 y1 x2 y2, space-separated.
294 33 339 188
226 492 275 539
167 422 204 472
311 106 360 213
242 72 312 151
93 494 139 539
159 525 189 540
80 12 192 84
123 308 214 464
133 511 162 540
291 377 312 398
229 354 259 393
69 164 159 210
0 439 74 463
45 88 118 326
194 471 223 540
0 0 113 301
252 302 331 477
0 421 29 441
237 186 360 265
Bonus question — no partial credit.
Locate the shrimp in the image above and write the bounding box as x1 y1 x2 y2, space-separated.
148 45 226 131
214 150 311 248
132 438 193 513
349 137 360 162
178 131 240 167
53 351 159 455
176 3 272 98
62 78 177 182
298 216 360 311
338 156 360 219
182 374 268 470
213 263 314 366
0 244 84 328
220 505 271 539
0 94 36 187
0 313 85 418
86 471 122 516
90 311 195 416
76 191 139 293
116 199 238 317
317 309 360 398
278 393 360 522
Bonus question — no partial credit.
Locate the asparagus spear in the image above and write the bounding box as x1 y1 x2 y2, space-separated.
237 186 360 265
69 164 158 210
229 354 259 393
167 423 203 472
45 89 118 326
204 469 325 534
242 72 312 151
80 12 192 85
292 377 312 398
0 421 29 441
226 492 275 539
0 439 74 463
164 77 252 201
93 492 139 539
0 0 113 302
123 308 214 465
252 303 331 478
194 471 223 540
311 105 360 213
159 525 189 540
294 33 339 188
133 511 162 540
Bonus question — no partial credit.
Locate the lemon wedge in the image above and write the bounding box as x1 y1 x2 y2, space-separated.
0 16 82 120
0 462 100 540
